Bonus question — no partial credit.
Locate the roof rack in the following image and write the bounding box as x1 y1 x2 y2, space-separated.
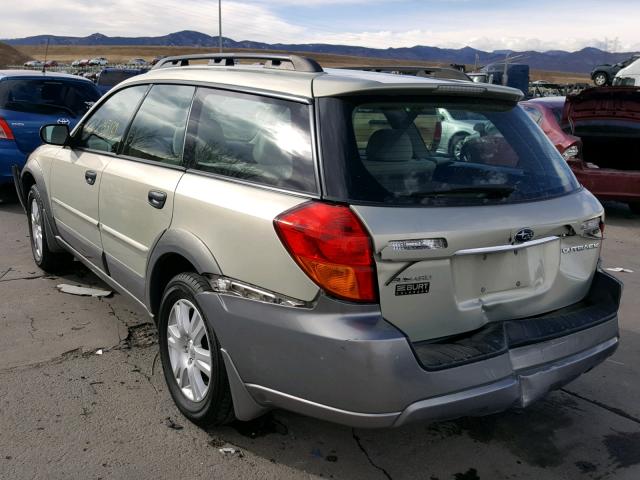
337 65 471 81
152 53 323 73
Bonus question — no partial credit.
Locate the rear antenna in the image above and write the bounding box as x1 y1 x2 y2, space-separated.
42 38 50 74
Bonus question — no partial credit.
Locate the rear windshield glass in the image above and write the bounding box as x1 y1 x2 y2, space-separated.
319 96 579 206
0 78 99 118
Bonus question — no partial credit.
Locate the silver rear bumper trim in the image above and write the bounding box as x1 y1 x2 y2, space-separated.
454 235 559 256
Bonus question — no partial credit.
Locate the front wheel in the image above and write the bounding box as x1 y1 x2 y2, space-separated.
593 72 609 86
158 272 235 427
27 185 70 272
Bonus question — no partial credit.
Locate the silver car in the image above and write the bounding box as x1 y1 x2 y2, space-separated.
436 107 487 158
13 53 622 428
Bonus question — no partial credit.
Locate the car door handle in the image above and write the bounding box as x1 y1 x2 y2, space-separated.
85 170 97 185
148 190 167 209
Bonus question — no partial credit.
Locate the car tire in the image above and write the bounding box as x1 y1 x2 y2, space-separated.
158 272 235 427
449 133 468 160
27 185 70 272
593 72 609 87
629 202 640 215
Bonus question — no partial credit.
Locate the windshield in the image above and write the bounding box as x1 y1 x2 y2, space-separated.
0 78 99 118
318 96 580 206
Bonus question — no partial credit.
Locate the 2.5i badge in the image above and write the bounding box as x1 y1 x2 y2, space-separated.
395 282 430 296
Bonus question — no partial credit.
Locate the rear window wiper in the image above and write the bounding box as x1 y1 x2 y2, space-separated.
407 185 515 199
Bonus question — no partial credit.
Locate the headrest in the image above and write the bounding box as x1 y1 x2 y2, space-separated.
365 129 413 162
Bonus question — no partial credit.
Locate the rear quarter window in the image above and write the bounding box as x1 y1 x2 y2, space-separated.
184 88 316 193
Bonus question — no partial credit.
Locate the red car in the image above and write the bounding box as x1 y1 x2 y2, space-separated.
520 97 581 160
522 90 640 214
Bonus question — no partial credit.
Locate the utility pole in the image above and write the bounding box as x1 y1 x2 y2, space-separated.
42 38 50 73
503 53 509 86
218 0 223 53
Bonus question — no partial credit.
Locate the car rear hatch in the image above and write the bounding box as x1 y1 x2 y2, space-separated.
563 86 640 171
564 86 640 128
317 88 604 342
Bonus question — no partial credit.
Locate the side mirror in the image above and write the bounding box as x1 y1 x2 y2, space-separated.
40 124 70 146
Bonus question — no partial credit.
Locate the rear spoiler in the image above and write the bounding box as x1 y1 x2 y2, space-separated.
314 80 524 102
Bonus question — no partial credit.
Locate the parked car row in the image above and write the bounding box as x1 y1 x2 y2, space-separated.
24 57 152 69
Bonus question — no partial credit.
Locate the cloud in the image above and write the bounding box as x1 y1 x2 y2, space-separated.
2 0 639 53
1 0 303 42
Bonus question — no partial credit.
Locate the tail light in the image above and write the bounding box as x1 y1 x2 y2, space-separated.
582 216 604 237
431 121 442 151
562 142 580 160
274 202 377 302
0 118 14 140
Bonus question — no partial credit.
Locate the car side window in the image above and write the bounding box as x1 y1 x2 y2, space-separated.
121 84 195 165
185 88 316 193
75 85 148 153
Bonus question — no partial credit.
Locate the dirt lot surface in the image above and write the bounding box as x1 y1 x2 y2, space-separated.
0 199 638 480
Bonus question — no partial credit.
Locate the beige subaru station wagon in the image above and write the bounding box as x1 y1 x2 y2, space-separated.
13 53 622 428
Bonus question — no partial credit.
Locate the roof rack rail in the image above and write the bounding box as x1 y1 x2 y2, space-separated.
152 52 324 73
336 65 471 81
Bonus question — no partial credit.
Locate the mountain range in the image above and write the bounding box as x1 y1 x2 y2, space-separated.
4 30 638 74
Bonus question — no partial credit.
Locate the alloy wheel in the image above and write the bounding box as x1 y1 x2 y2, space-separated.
166 299 212 402
594 73 607 86
30 199 43 262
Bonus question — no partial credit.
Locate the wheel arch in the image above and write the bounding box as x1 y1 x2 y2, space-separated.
21 163 64 253
146 229 222 317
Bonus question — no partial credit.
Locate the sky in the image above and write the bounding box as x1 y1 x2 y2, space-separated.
3 0 639 53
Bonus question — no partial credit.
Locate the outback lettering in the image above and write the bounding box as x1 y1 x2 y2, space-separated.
562 243 600 254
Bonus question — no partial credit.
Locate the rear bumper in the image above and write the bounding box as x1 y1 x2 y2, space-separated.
197 269 622 428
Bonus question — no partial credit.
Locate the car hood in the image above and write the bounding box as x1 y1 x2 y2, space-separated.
563 87 640 125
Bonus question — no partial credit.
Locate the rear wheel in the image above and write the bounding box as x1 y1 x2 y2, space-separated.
158 272 235 427
449 133 468 160
593 72 609 87
27 185 70 272
629 202 640 215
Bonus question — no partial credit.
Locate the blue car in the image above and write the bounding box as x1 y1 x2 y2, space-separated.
0 70 101 192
